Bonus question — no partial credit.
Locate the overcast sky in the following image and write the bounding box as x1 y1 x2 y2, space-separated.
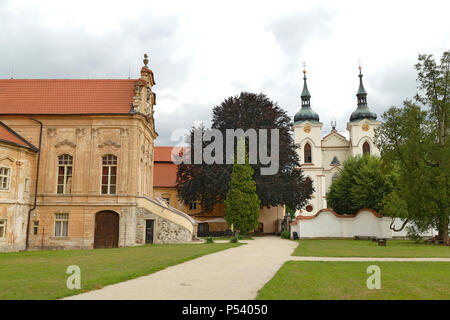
1 0 449 145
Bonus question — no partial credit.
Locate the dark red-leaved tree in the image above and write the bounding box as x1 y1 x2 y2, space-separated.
176 92 313 213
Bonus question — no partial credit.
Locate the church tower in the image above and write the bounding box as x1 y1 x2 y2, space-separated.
293 67 323 166
346 66 381 156
293 67 326 215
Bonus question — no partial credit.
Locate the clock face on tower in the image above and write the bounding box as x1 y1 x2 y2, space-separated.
304 125 311 133
362 123 369 132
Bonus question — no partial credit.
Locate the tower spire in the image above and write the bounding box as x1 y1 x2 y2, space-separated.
357 64 367 105
349 64 377 122
301 65 311 106
294 63 320 124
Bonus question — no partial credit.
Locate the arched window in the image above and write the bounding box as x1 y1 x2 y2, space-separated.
305 177 312 189
101 155 117 195
57 154 73 194
332 172 339 182
304 143 312 163
363 141 370 155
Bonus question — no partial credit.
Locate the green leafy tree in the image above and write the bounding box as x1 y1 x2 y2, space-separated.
375 50 449 244
286 206 296 220
326 155 398 214
224 139 261 235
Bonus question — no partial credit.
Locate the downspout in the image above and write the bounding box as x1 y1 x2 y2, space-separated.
25 118 43 250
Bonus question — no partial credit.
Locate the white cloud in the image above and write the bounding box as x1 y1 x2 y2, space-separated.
0 0 449 144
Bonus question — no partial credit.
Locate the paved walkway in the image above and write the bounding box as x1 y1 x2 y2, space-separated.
65 236 298 300
65 237 450 300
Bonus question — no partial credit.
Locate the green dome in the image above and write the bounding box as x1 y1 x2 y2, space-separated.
294 106 320 123
349 105 377 122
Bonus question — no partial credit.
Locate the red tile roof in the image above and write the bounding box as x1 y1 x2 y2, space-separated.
0 121 37 150
154 146 176 162
0 79 137 114
154 162 178 187
154 146 188 162
153 147 179 187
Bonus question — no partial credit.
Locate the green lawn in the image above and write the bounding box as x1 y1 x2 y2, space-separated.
0 243 242 300
293 239 450 258
256 261 450 300
201 235 254 241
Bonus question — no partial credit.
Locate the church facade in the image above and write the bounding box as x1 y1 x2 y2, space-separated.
0 56 196 252
293 67 381 217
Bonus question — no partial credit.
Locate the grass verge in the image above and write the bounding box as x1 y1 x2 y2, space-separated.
293 239 450 258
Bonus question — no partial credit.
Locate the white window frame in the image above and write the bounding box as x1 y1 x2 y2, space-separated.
57 154 73 194
0 166 11 191
54 213 69 237
0 219 7 238
101 155 117 195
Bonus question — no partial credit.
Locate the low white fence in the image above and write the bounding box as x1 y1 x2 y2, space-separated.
291 208 438 239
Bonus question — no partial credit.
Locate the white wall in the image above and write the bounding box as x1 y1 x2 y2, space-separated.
291 209 392 239
389 219 437 238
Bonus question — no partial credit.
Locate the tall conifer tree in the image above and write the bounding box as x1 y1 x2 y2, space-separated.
224 138 260 235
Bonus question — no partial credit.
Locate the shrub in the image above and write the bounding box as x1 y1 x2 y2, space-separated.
406 225 423 243
281 230 290 239
230 236 239 243
205 237 214 243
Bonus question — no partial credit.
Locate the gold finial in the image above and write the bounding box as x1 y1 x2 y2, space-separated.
358 58 362 74
143 54 149 67
302 61 307 74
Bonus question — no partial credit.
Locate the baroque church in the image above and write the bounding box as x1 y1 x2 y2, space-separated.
293 66 381 217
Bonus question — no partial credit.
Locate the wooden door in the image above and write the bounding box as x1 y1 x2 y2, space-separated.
197 223 209 237
94 211 119 249
145 220 154 244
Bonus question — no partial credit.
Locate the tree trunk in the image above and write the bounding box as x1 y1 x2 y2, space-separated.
438 223 449 245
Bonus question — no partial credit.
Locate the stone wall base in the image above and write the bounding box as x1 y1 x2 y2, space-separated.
136 207 192 244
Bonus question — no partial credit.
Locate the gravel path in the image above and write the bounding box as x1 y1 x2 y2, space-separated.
65 236 297 300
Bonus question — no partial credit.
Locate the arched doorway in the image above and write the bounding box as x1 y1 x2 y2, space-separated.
94 211 119 248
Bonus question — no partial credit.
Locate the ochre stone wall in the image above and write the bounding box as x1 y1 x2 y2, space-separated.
0 142 35 252
0 112 160 251
136 207 192 244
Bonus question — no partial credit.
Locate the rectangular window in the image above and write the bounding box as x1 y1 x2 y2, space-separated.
54 213 69 237
57 155 73 194
33 221 39 235
189 201 197 210
0 167 11 190
0 220 6 238
101 155 117 195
